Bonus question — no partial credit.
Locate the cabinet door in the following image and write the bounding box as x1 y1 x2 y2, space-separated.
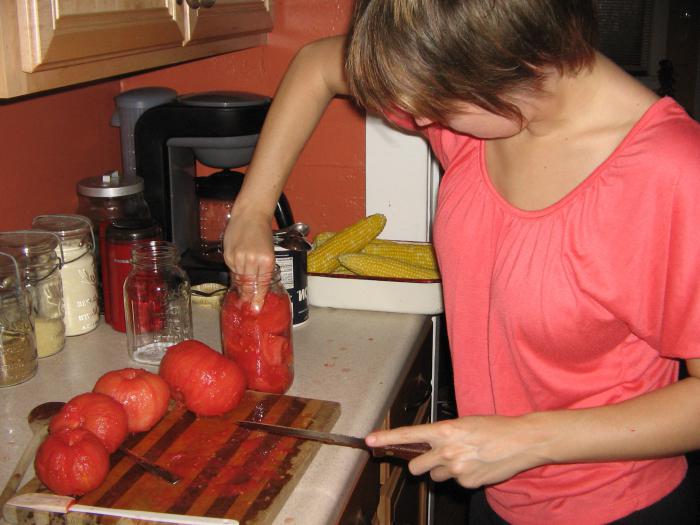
178 0 272 45
17 0 185 72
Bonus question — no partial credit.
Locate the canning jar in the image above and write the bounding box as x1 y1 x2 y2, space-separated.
0 252 37 387
31 214 99 336
221 267 294 394
124 241 192 365
0 231 65 358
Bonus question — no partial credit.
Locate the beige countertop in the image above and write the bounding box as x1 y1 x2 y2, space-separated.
1 304 431 525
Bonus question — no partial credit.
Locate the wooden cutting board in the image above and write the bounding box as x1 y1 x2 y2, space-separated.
15 390 341 524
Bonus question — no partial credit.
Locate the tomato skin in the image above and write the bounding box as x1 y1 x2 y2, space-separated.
221 289 293 394
93 368 170 433
35 428 110 496
49 392 128 453
159 339 247 417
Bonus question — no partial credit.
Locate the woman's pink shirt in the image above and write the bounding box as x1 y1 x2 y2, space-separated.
391 97 700 524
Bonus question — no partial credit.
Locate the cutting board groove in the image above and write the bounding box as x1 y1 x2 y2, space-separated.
17 391 341 524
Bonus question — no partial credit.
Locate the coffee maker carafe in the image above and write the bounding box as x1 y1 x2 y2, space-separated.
131 90 294 285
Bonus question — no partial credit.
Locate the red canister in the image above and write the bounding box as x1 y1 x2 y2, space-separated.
103 218 161 332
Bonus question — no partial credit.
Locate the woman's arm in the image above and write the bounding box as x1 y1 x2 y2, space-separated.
366 358 700 488
223 35 349 276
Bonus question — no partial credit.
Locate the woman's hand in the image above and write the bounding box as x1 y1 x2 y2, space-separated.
223 209 276 311
366 416 549 488
223 209 276 276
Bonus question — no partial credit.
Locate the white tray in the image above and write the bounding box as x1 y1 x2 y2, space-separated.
307 273 443 315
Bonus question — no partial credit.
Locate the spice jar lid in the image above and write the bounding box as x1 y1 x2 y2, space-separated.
77 171 144 198
106 218 162 242
31 214 93 241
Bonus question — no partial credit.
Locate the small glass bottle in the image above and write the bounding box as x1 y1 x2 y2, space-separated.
31 214 99 336
124 241 192 365
0 252 38 387
0 231 66 358
221 266 294 394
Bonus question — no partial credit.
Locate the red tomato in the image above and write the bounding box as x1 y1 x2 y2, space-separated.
221 289 293 394
35 428 110 496
93 368 170 433
49 392 128 453
159 339 247 417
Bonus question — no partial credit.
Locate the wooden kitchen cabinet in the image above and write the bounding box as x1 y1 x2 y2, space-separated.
0 0 272 99
340 327 433 525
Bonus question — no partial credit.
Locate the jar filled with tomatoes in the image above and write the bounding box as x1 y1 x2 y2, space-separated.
221 267 293 394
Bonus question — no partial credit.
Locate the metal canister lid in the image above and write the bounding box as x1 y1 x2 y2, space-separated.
77 171 144 198
106 218 162 242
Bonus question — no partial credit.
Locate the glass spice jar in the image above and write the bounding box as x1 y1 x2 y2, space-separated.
124 240 192 365
221 266 294 394
31 214 99 336
0 231 66 358
0 252 37 387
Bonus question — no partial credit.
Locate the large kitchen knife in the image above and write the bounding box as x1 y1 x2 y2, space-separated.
238 421 431 460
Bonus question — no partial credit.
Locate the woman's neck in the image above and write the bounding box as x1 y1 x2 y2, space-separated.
518 53 656 139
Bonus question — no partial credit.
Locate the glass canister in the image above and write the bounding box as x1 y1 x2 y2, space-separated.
31 215 99 336
77 170 151 314
0 231 66 358
104 218 162 331
221 266 294 394
124 241 192 365
0 252 38 387
76 171 150 225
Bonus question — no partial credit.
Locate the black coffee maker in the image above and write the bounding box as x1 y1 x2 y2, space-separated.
132 91 294 285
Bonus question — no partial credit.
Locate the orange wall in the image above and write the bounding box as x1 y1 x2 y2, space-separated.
0 0 364 239
0 81 122 230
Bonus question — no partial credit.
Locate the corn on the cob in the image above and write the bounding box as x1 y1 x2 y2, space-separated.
338 253 440 280
307 214 387 273
361 241 437 270
313 231 336 248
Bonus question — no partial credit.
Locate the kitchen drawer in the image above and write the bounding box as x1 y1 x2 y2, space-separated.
339 458 381 525
388 334 432 430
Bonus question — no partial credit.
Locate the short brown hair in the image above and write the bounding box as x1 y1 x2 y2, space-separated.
346 0 598 121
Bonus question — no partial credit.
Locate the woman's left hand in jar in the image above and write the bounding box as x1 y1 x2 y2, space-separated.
223 208 275 311
365 415 549 489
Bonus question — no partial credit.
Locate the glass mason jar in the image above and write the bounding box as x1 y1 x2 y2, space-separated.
221 267 294 394
0 231 65 358
0 252 37 387
124 241 192 365
31 214 99 336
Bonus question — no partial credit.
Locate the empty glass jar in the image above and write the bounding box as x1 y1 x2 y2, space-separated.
0 231 65 358
0 252 37 387
124 241 192 365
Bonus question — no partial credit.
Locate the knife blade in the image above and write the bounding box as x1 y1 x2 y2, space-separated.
4 493 237 525
237 421 431 460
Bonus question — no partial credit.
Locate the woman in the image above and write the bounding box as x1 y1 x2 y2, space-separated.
224 1 700 522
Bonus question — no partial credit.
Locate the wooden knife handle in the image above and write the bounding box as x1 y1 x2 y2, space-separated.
371 442 431 460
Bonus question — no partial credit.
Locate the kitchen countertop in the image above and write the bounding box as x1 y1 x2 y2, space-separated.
1 304 431 525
